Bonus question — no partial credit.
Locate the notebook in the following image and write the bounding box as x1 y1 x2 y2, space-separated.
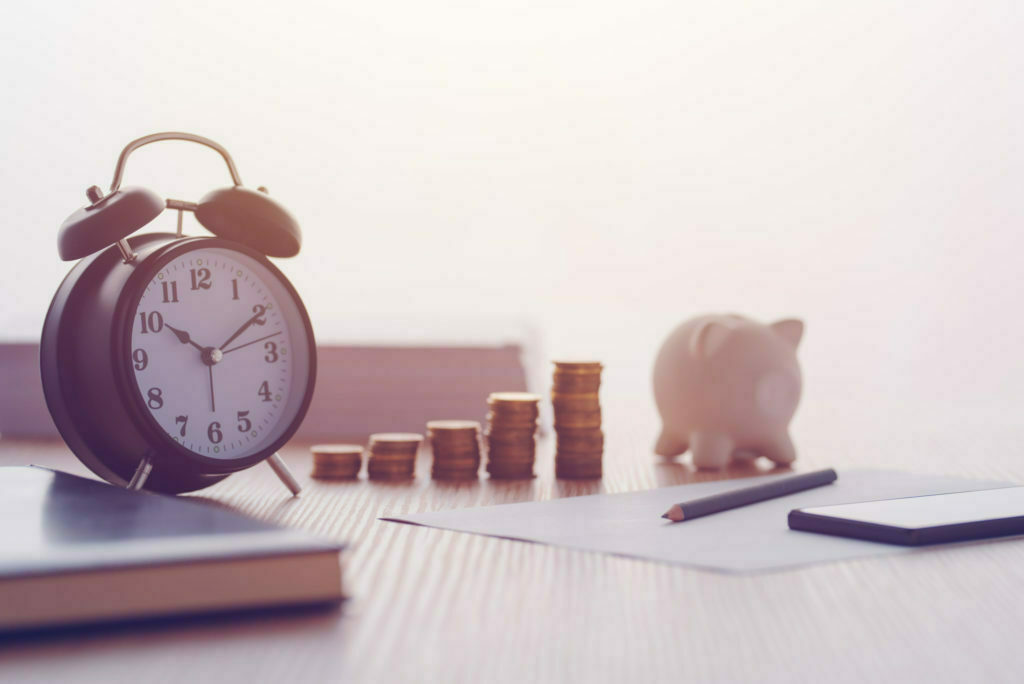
0 466 344 632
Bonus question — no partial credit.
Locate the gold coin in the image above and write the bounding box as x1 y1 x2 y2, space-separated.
431 453 480 465
311 466 360 480
431 443 481 454
556 450 603 462
312 461 361 472
310 444 364 455
369 472 415 482
370 432 423 443
488 392 542 404
553 411 602 429
427 420 481 432
367 461 415 473
551 398 601 414
488 409 539 418
430 436 481 446
369 442 420 451
557 428 602 444
552 374 602 393
487 467 535 480
486 441 536 453
486 428 536 441
313 455 362 467
486 452 535 462
552 361 603 371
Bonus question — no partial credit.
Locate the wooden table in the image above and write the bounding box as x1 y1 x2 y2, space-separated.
2 396 1024 683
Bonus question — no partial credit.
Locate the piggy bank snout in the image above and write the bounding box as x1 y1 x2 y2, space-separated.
755 370 801 419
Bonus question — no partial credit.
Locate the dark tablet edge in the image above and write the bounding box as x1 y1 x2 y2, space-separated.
788 509 1024 546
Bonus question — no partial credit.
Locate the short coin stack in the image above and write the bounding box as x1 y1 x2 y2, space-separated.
552 361 604 479
485 392 541 479
366 433 423 481
427 420 482 480
310 444 364 480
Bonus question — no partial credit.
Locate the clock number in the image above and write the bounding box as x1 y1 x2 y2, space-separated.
236 410 252 432
161 281 179 303
132 348 148 371
264 341 278 363
252 304 267 324
175 415 188 437
207 421 223 444
258 381 272 402
138 311 164 334
231 279 240 300
147 387 163 409
190 268 212 291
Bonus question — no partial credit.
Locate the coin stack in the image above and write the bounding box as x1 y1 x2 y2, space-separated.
366 433 423 481
485 392 541 479
427 420 482 481
310 444 364 480
552 361 604 479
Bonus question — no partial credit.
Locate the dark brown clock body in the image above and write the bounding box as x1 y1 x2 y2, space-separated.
41 233 317 494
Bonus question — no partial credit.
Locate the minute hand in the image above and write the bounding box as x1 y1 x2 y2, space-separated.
219 305 267 350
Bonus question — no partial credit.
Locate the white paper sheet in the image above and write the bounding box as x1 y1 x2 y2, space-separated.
383 469 1016 573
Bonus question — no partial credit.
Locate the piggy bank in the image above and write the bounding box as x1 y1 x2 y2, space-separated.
653 314 804 469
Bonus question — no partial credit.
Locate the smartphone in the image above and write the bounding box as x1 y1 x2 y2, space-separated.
788 486 1024 546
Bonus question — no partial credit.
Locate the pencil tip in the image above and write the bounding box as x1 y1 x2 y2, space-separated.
662 505 684 522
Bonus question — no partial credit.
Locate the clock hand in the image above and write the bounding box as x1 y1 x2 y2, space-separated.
208 365 216 413
222 331 282 355
219 305 268 351
165 324 206 353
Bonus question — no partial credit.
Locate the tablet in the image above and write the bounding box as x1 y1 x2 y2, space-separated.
788 486 1024 546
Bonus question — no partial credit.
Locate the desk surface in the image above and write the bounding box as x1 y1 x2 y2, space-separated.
3 401 1024 683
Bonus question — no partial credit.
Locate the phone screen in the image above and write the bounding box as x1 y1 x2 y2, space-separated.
797 486 1024 529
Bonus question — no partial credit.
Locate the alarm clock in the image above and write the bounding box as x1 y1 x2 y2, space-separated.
41 132 316 495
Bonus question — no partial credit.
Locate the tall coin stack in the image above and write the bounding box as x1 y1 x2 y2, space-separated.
366 433 423 481
552 361 603 479
485 392 541 479
427 420 482 480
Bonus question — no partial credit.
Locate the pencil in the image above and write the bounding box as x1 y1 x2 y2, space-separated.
661 468 838 522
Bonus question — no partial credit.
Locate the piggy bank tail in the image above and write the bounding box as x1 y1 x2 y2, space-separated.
654 430 688 459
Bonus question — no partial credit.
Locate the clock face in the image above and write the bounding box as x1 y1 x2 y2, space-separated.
128 245 313 461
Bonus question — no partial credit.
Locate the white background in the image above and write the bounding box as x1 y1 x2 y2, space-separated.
1 1 1022 456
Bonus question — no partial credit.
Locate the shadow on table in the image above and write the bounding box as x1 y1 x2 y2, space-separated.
653 456 792 488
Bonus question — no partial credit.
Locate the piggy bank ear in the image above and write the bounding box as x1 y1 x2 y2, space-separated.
770 319 804 349
690 321 732 358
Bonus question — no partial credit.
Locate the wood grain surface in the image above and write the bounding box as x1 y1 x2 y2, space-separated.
2 395 1024 683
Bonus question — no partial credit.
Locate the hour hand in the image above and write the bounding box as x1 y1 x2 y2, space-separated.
165 324 205 352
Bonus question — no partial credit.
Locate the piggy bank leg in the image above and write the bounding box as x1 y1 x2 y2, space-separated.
760 433 796 466
654 430 689 459
690 432 734 470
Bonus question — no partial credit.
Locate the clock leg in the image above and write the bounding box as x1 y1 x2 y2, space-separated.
267 453 302 496
127 457 153 490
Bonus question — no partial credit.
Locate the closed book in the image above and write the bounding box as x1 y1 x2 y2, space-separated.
0 466 343 632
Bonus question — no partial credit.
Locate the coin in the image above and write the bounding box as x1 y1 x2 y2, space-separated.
553 410 602 429
427 420 481 432
488 392 542 404
486 462 535 479
309 444 363 479
552 361 603 372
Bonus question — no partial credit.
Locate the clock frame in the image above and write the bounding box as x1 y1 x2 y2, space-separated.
41 233 317 494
